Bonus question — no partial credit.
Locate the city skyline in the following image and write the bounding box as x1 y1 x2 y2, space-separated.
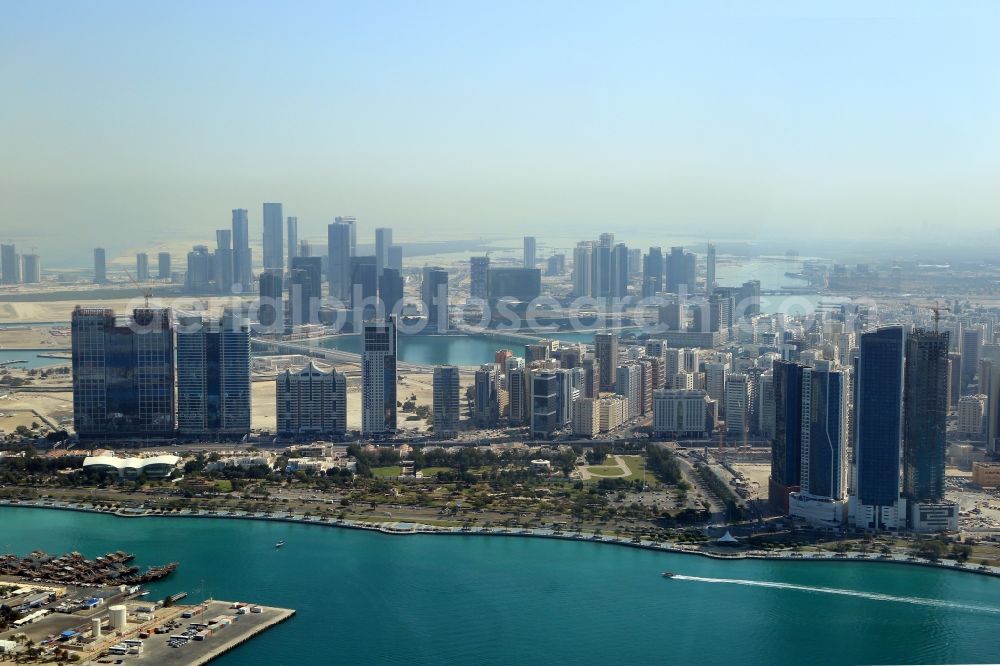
6 2 1000 264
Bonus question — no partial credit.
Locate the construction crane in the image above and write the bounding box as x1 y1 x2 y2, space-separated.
123 267 153 308
926 301 951 332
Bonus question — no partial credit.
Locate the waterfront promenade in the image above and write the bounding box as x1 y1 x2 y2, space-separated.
4 498 998 580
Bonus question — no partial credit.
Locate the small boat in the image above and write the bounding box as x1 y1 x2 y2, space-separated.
661 571 675 578
275 541 285 548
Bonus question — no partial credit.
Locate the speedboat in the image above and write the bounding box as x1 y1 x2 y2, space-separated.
275 541 285 548
662 571 675 578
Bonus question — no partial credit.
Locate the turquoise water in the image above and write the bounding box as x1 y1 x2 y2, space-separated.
3 507 1000 665
0 350 69 369
314 331 619 366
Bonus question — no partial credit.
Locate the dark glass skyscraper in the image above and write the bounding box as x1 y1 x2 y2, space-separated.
362 317 397 436
769 360 804 511
327 221 352 302
379 268 404 317
421 267 449 332
289 256 323 327
257 269 284 332
350 255 378 320
71 307 175 439
903 329 950 503
176 311 251 437
854 326 905 527
642 246 663 297
531 372 558 440
800 361 847 500
595 332 618 392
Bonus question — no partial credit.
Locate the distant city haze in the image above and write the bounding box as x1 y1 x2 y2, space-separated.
4 1 1000 265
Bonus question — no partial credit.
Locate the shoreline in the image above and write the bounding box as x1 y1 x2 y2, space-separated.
3 499 999 580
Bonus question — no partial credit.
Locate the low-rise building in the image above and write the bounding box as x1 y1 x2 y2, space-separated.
82 455 180 479
973 461 1000 488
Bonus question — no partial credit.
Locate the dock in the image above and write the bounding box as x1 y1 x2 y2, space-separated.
125 600 295 666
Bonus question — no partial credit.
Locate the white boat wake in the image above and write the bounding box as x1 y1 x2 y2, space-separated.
671 575 1000 614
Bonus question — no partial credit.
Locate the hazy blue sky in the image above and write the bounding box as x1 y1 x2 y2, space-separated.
3 1 1000 264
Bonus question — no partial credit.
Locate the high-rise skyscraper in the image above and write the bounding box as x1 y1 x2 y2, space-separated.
327 221 352 302
474 363 501 426
960 326 983 395
853 326 906 531
903 329 954 530
375 228 393 274
185 245 213 292
787 361 848 525
350 256 378 320
93 248 106 284
530 371 558 439
572 242 593 298
642 247 663 298
20 254 40 283
470 256 490 300
135 253 149 281
176 311 251 437
232 208 252 291
421 266 449 332
215 229 234 294
71 307 175 439
1 244 19 285
769 360 804 511
666 246 696 294
591 233 614 297
433 365 461 437
388 245 403 272
335 215 357 256
287 216 298 269
706 242 717 292
523 236 537 269
362 317 397 436
276 361 347 436
379 268 404 317
610 243 629 299
262 202 284 272
257 269 284 332
158 252 171 280
594 332 618 392
289 256 323 327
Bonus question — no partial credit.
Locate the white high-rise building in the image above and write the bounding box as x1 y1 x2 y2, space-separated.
725 374 750 437
616 363 642 419
958 394 986 437
789 360 849 526
362 317 397 436
572 398 600 437
704 362 729 412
